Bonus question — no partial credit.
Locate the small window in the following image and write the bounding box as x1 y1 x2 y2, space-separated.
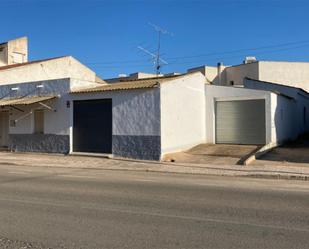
230 81 234 86
34 110 44 134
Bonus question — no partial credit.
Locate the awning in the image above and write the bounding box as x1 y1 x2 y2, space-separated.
0 96 57 107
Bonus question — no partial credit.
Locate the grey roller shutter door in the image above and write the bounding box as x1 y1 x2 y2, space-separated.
215 99 266 145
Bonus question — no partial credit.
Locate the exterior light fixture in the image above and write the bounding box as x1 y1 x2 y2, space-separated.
36 84 44 88
11 87 19 91
66 101 71 108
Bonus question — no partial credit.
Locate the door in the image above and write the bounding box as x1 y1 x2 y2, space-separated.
0 112 9 147
73 99 112 153
215 99 266 145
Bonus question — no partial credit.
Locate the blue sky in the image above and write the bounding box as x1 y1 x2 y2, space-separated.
1 0 309 78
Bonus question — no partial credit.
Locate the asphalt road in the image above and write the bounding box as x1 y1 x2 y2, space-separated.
0 164 308 249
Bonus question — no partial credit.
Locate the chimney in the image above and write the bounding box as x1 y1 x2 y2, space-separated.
217 62 223 85
0 37 28 66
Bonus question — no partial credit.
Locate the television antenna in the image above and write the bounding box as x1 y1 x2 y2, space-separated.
138 23 173 75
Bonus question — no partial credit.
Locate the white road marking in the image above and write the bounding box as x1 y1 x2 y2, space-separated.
58 174 100 179
7 171 30 175
133 179 156 182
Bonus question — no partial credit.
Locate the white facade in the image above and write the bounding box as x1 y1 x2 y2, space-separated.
160 73 206 155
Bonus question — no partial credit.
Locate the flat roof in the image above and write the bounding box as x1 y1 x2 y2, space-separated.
0 56 67 72
245 77 309 95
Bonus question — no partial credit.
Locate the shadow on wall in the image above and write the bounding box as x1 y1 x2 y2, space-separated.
273 95 297 145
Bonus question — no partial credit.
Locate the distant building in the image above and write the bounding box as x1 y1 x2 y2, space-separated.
105 72 180 83
189 58 309 92
0 37 28 66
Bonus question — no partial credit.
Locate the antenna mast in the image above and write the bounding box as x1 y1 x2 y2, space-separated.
138 23 173 75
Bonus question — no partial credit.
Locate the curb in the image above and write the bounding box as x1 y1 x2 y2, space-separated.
0 160 308 181
243 143 279 165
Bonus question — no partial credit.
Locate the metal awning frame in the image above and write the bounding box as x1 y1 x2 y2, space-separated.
1 97 58 123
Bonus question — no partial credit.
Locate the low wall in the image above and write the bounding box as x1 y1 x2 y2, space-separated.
112 135 161 160
9 134 70 154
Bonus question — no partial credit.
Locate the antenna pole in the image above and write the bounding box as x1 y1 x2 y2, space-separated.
137 23 172 74
156 31 161 75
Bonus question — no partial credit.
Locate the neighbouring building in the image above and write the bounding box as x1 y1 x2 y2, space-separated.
0 37 309 161
0 37 28 66
189 57 309 92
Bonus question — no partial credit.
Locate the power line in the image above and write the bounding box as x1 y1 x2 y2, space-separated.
166 39 309 61
85 39 309 66
88 42 309 69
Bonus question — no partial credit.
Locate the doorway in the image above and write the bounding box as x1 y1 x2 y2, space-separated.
0 112 9 147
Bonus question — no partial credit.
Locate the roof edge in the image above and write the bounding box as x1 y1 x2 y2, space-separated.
245 77 309 95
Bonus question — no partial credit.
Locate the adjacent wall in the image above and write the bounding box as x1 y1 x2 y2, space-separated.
245 78 309 142
160 73 206 155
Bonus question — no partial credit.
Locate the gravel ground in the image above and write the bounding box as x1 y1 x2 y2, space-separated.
0 236 85 249
0 237 49 249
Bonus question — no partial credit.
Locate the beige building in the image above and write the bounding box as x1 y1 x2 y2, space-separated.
0 37 28 66
189 58 309 92
0 37 104 86
106 72 181 83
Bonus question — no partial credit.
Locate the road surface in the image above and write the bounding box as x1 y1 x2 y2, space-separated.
0 164 308 249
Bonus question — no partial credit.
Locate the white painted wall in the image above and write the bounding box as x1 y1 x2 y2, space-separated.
9 97 70 136
270 93 296 144
205 85 272 144
160 72 206 155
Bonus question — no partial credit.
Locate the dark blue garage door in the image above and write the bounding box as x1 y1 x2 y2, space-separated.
73 99 112 153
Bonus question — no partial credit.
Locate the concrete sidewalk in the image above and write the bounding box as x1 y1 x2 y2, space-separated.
0 152 308 180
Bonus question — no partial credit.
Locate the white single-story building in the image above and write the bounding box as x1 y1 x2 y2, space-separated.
1 70 308 161
0 72 206 160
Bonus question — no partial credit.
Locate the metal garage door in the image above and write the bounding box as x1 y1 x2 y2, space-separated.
215 99 266 145
73 99 112 153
